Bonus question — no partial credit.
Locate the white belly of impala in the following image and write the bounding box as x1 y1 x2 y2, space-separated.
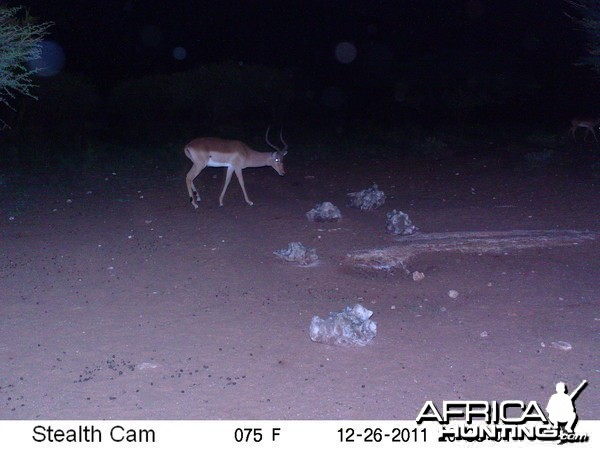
207 161 232 168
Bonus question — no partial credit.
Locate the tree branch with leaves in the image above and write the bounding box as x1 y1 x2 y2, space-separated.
0 6 52 127
567 0 600 75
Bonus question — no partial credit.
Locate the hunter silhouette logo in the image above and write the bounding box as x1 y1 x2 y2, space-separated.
416 379 590 443
546 380 587 434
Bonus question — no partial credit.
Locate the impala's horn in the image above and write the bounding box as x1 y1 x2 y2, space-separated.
266 126 288 155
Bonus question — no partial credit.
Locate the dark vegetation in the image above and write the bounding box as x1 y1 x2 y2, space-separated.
2 58 598 174
2 2 600 175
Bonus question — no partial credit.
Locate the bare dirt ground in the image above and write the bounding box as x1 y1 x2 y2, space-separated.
1 149 598 420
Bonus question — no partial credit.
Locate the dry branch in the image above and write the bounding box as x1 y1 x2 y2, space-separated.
345 229 598 273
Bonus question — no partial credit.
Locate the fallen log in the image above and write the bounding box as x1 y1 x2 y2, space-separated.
345 229 598 273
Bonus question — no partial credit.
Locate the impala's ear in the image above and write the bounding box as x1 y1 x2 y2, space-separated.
279 150 288 157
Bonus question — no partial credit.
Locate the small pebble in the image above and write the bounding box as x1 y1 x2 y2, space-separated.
448 290 459 299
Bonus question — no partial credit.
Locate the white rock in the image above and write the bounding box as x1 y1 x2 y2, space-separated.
138 362 158 370
448 289 459 299
551 341 572 351
412 271 425 281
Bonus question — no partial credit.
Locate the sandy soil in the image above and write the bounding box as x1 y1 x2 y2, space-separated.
1 149 598 420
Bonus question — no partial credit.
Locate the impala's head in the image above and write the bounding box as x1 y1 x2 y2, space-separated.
265 126 288 176
270 150 287 175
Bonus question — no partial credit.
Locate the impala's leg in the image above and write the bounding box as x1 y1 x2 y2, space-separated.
591 127 599 142
234 167 253 206
185 164 203 209
219 166 235 206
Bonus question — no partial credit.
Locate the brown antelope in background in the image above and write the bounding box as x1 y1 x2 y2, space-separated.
569 117 600 142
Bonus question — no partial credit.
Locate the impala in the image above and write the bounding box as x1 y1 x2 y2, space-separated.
184 128 288 208
569 117 600 142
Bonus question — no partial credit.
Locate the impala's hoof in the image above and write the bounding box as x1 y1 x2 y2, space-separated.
247 201 254 206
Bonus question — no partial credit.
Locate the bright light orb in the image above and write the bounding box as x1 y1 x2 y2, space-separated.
28 40 65 77
334 41 357 64
172 46 187 60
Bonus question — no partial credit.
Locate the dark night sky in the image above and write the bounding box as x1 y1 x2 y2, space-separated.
13 0 600 122
17 1 582 77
